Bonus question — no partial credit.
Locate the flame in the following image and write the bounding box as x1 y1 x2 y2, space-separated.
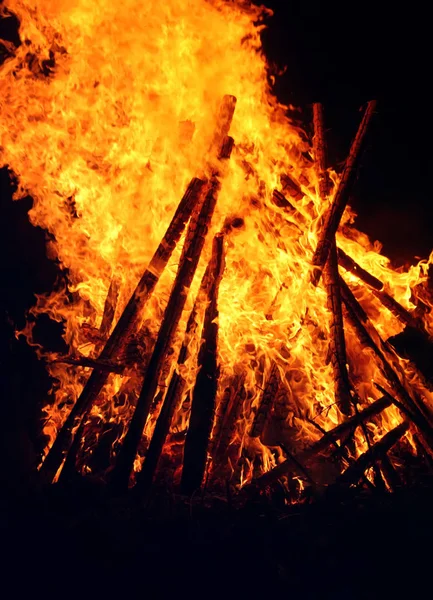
1 0 432 493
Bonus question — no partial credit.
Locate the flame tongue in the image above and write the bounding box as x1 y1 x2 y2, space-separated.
1 0 433 492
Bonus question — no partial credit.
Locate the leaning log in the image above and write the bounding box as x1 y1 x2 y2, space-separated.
250 361 281 438
181 232 226 495
211 373 246 466
39 176 206 483
341 286 433 452
324 244 353 414
313 102 352 415
135 233 224 495
337 247 420 329
110 177 223 491
280 173 304 201
337 247 383 290
99 276 120 341
373 382 433 457
251 395 391 489
111 127 235 492
52 355 127 374
334 421 409 488
312 102 331 203
311 101 377 285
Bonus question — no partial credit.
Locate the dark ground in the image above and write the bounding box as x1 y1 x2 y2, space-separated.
1 2 433 597
3 483 433 598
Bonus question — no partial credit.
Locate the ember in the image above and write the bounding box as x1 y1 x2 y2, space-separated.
1 0 433 505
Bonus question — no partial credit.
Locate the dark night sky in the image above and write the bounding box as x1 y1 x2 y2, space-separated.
260 0 432 264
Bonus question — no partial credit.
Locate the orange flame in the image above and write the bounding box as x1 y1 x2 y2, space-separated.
1 0 432 491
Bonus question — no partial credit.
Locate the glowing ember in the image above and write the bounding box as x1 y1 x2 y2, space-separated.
1 0 433 497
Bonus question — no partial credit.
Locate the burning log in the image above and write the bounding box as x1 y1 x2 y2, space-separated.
40 96 236 485
311 101 377 285
99 276 120 341
280 173 304 201
313 102 352 415
52 355 127 374
135 232 226 496
379 454 402 491
271 189 298 215
337 248 421 329
333 421 409 489
372 382 433 457
338 275 368 323
110 176 226 491
110 118 236 491
324 245 353 415
251 395 391 489
180 232 226 495
312 102 331 203
39 176 205 483
57 420 84 484
250 361 281 438
209 95 237 154
210 372 246 469
337 248 383 291
340 283 433 452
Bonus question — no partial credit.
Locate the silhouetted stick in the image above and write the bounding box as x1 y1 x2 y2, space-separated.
337 247 421 329
250 361 281 438
210 372 246 467
135 232 225 496
312 102 331 203
372 382 433 455
334 421 409 488
341 282 433 428
251 396 391 488
57 420 84 484
181 232 226 495
280 173 304 201
325 245 353 414
311 101 377 285
99 277 120 340
313 102 352 415
52 355 127 374
379 454 401 491
39 176 206 483
337 247 383 290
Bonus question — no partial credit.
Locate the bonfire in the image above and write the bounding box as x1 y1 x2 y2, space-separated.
1 0 433 504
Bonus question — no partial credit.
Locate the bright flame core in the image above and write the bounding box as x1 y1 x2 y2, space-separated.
1 0 432 488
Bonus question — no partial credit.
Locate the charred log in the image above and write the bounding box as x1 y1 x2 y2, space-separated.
99 276 120 341
110 177 223 491
135 232 225 496
181 232 226 495
251 396 391 489
39 175 205 484
210 373 246 470
325 245 353 414
337 248 421 329
333 421 409 488
311 101 377 285
341 287 433 453
52 355 127 374
250 361 281 438
313 102 352 415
